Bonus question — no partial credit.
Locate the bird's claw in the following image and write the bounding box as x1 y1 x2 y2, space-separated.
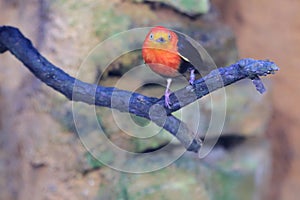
189 69 195 85
165 91 172 109
185 85 194 92
189 78 194 85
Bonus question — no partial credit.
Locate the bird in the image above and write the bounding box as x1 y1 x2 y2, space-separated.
142 26 207 108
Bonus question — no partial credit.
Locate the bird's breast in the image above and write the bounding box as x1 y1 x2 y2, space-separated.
142 48 181 78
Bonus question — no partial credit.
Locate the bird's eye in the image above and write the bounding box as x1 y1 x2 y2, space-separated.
149 33 154 40
168 33 172 40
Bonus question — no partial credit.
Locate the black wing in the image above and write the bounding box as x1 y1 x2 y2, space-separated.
177 33 209 75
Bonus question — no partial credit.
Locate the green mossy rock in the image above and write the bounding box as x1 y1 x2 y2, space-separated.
133 0 211 16
96 138 270 199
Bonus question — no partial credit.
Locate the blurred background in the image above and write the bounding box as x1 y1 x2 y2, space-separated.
0 0 298 199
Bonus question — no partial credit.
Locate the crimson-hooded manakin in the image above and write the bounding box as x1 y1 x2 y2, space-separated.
142 26 207 108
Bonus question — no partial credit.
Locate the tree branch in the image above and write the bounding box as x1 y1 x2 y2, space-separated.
0 26 279 153
160 58 278 114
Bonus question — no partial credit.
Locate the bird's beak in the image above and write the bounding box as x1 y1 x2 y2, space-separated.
156 37 166 43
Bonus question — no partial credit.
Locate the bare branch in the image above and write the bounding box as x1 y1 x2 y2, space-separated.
0 26 279 153
157 58 279 114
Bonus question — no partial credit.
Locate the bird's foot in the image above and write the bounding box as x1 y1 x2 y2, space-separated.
164 90 172 109
185 85 194 92
189 69 195 85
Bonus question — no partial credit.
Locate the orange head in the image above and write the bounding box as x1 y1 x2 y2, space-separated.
142 26 181 77
142 26 178 51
